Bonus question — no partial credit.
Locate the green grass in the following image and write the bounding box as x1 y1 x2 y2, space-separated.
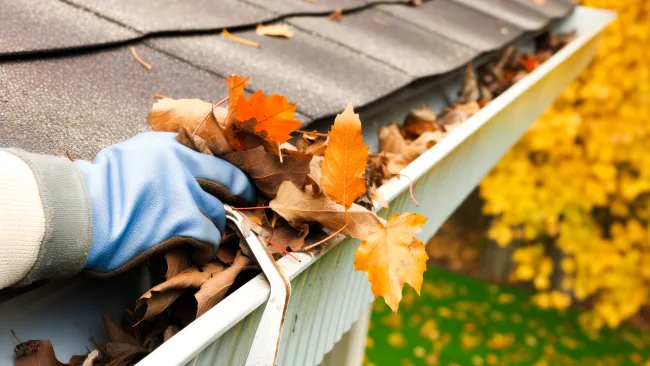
366 267 650 366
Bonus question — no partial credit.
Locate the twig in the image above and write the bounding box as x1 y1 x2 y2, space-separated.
154 87 168 99
222 29 260 48
278 142 283 164
130 47 152 70
304 211 349 251
192 96 229 137
268 240 301 262
396 173 419 207
65 150 75 162
232 206 271 211
11 330 21 343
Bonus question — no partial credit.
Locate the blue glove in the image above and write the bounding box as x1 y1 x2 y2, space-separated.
74 132 255 275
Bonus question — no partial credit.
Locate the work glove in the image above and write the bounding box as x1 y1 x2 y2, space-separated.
75 132 255 275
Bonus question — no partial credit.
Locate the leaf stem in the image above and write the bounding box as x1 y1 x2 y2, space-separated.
268 240 301 262
396 173 419 207
192 96 229 137
232 206 271 211
304 211 349 251
130 47 152 70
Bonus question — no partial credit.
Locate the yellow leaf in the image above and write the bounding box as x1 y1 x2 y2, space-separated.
321 104 369 209
256 23 294 38
355 213 428 311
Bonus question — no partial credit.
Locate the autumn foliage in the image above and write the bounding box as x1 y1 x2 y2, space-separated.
480 0 650 330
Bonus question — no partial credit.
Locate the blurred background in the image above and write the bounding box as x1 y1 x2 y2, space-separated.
366 0 650 365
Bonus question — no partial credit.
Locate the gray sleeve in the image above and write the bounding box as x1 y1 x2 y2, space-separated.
1 149 93 286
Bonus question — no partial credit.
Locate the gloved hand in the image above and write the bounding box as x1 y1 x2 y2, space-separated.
74 132 255 275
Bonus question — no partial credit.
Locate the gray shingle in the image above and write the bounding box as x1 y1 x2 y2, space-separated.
0 0 137 56
288 8 476 78
242 0 376 15
0 46 229 159
148 29 411 120
65 0 276 33
379 0 524 53
451 0 550 31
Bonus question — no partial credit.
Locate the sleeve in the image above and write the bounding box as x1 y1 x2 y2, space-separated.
0 149 93 289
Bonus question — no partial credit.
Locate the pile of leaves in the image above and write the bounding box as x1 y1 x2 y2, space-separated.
12 30 575 365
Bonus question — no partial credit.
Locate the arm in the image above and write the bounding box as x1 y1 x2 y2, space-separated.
0 149 91 289
0 132 254 290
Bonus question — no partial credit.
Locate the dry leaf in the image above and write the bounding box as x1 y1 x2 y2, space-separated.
136 267 211 322
236 91 302 144
321 104 369 209
217 246 237 264
256 24 294 38
222 29 260 48
403 105 440 138
457 63 479 104
223 145 311 198
195 251 251 318
296 136 327 155
305 155 324 197
439 102 480 132
176 126 213 155
378 123 408 156
225 74 250 126
270 223 310 252
147 98 232 156
354 213 428 311
164 250 192 279
14 340 66 366
270 181 382 239
328 8 343 21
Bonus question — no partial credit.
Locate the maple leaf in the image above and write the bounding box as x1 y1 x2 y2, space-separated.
223 145 311 198
354 213 428 311
270 181 381 239
236 90 302 144
321 104 369 209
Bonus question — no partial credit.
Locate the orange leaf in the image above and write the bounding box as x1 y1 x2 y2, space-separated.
225 74 249 125
236 90 302 143
321 103 369 209
354 213 428 312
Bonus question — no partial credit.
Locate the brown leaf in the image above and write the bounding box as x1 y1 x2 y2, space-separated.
223 146 311 198
371 185 389 208
176 126 213 155
136 267 211 322
270 223 310 252
103 314 140 347
457 63 479 104
378 123 408 155
195 251 251 318
270 181 383 239
15 340 66 366
201 261 226 275
164 250 192 279
439 102 480 132
296 136 327 155
163 326 181 343
305 155 324 197
147 98 232 156
217 246 237 264
403 105 440 138
104 342 148 361
256 24 294 38
379 124 441 162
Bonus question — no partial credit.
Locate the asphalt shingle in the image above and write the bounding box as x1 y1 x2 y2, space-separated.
379 0 524 53
65 0 276 33
149 29 412 120
0 47 228 158
0 0 137 56
287 8 476 78
451 0 551 31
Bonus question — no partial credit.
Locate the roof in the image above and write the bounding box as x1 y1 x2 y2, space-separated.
0 0 574 159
